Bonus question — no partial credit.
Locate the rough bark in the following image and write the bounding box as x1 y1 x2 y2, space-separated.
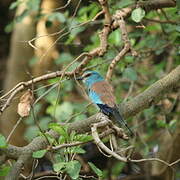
33 0 62 76
0 2 36 146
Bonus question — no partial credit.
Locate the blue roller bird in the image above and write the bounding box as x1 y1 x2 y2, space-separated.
77 71 133 137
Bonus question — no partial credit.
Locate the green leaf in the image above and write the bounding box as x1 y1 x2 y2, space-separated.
144 107 154 120
74 134 92 142
27 0 41 11
131 8 145 23
24 126 39 141
108 29 122 46
53 162 66 172
54 154 66 163
116 0 134 8
16 9 29 23
78 3 100 22
70 131 76 141
58 135 66 144
88 162 103 177
9 1 21 10
38 132 56 145
39 117 52 131
112 162 125 176
46 102 74 122
48 123 68 139
55 53 73 65
4 21 14 33
177 0 180 14
32 149 47 158
67 19 85 37
66 160 81 179
74 114 87 121
0 134 7 148
68 147 86 154
156 120 166 128
176 25 180 32
66 62 80 72
169 119 177 128
0 166 11 176
123 67 137 81
124 56 134 63
48 12 66 23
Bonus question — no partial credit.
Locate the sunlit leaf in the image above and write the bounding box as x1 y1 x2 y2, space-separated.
4 21 14 33
53 162 66 172
16 9 29 22
68 147 86 154
74 134 92 142
88 162 103 177
156 119 166 128
24 126 39 141
48 123 68 139
123 67 137 81
0 134 7 148
47 12 66 23
0 166 10 177
108 29 122 46
131 8 145 22
27 0 41 11
9 1 21 10
46 102 74 122
66 161 81 179
32 149 47 158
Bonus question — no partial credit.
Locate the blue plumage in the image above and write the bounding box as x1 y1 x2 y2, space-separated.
89 90 103 105
77 71 133 137
83 71 104 88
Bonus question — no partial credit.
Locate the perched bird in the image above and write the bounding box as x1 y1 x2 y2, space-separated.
77 71 133 137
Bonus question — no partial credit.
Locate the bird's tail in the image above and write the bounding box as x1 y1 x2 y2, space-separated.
112 108 134 137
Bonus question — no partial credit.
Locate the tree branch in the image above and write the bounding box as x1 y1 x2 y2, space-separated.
0 0 176 114
2 65 179 180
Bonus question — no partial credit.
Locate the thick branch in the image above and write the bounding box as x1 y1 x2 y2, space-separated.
3 65 180 180
119 65 180 117
0 0 176 114
106 14 131 81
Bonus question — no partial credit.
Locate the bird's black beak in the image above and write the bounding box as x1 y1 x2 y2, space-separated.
76 76 83 80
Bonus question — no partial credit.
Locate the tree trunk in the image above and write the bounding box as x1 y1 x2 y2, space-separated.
0 2 36 146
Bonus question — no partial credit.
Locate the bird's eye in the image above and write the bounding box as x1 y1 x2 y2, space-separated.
84 73 91 77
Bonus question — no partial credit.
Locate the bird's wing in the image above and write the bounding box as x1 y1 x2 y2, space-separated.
91 81 116 107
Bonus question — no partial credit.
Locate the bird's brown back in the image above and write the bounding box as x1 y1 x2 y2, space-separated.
91 81 116 108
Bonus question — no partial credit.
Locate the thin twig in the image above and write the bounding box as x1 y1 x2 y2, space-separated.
130 158 180 167
144 18 177 24
123 81 134 102
6 117 23 143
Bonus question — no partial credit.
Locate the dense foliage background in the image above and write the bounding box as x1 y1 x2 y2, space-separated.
0 0 179 179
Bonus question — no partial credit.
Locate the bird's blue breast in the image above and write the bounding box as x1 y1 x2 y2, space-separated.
88 89 103 104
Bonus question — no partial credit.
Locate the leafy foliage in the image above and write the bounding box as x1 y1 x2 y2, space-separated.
32 149 47 158
3 0 179 179
88 162 103 178
0 134 7 148
0 165 11 177
131 8 145 22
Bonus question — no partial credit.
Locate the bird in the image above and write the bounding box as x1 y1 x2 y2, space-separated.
77 70 134 137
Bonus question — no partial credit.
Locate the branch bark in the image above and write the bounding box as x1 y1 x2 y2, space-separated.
3 65 180 180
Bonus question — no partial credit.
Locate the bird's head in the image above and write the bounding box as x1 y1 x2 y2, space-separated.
77 71 104 87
